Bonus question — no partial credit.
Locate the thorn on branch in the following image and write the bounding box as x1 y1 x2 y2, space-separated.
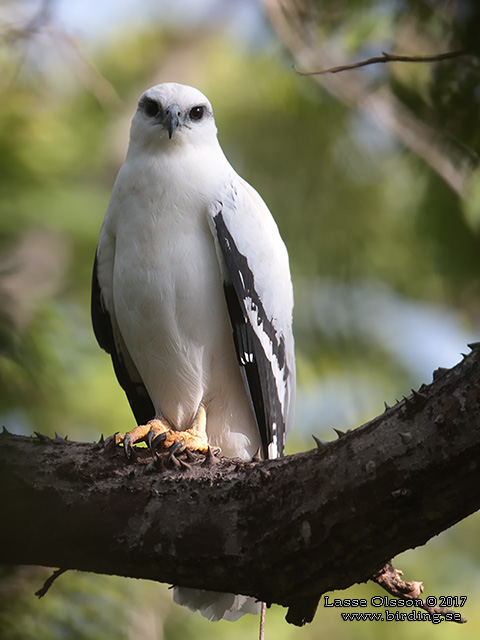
312 435 328 451
433 367 449 381
202 446 220 466
372 561 467 624
168 452 181 470
184 448 196 463
251 448 262 463
411 389 428 404
403 389 428 417
293 49 468 76
179 459 192 472
35 568 68 598
34 431 51 442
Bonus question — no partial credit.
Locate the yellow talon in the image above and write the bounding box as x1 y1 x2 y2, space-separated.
108 404 221 459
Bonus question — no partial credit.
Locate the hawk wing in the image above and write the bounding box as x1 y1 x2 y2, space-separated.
209 178 295 459
91 252 155 426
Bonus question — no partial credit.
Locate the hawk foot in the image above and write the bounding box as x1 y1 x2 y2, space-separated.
106 405 221 460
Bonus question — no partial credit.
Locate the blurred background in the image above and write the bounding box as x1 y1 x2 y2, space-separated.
1 0 480 638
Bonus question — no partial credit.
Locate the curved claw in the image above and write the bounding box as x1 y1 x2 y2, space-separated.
147 430 167 457
167 440 184 461
123 434 137 461
104 432 119 450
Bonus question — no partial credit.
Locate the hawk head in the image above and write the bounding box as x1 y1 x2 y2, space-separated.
130 82 217 153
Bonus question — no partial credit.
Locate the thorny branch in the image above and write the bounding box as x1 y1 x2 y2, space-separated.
1 344 480 625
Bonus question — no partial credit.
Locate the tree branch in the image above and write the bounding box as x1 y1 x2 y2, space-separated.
1 346 480 625
373 562 467 624
294 49 468 76
262 0 475 198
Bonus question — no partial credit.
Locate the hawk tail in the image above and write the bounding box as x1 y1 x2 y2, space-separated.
172 586 261 622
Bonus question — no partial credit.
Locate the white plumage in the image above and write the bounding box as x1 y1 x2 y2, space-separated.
92 82 295 620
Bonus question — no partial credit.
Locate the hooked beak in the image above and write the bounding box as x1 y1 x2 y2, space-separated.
164 105 180 139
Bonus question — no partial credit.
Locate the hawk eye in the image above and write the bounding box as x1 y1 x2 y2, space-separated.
144 99 160 117
189 106 204 121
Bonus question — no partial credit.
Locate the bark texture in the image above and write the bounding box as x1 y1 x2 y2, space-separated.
1 346 480 625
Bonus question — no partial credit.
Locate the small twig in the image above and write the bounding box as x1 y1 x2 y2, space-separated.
259 601 266 640
294 49 468 76
372 561 467 624
35 568 68 598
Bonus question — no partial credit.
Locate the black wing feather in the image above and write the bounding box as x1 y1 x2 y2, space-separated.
213 213 288 458
91 253 155 425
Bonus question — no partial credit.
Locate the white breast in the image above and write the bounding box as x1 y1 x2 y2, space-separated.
102 156 260 458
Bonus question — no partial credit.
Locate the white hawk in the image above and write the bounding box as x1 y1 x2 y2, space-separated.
91 82 295 620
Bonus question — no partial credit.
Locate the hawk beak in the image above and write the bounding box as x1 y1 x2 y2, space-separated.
165 105 181 139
